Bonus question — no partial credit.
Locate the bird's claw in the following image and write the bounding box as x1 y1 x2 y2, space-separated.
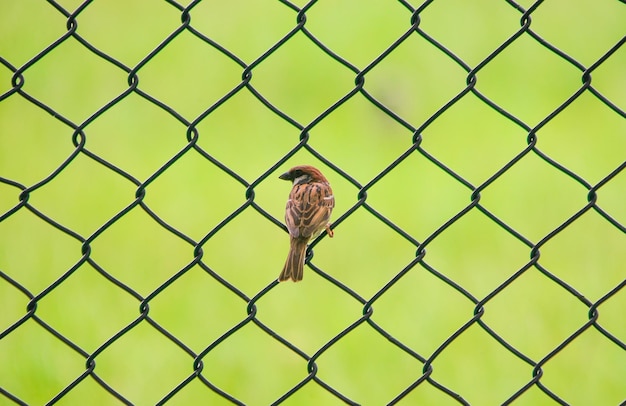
326 224 334 238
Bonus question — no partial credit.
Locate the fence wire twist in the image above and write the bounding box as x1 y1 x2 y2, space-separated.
1 0 625 405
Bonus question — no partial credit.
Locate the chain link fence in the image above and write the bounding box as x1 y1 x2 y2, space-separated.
1 0 625 404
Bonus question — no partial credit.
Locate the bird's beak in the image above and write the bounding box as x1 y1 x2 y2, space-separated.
279 172 291 181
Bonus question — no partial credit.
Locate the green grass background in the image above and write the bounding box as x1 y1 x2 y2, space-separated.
1 0 625 404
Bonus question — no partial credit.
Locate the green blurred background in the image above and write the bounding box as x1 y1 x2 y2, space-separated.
1 0 625 404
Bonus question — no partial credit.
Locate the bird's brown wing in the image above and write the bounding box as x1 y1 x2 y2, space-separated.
285 182 334 239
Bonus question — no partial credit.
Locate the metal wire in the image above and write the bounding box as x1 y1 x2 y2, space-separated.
1 0 625 404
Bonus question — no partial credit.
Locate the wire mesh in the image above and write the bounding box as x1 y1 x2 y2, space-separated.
1 0 625 404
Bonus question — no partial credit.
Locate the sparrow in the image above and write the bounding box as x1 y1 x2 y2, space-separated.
278 165 335 282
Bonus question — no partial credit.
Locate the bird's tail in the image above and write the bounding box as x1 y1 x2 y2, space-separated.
279 238 308 282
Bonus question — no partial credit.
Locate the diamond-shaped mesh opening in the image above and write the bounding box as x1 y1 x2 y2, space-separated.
1 1 624 404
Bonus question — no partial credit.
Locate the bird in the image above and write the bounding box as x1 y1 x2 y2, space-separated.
278 165 335 282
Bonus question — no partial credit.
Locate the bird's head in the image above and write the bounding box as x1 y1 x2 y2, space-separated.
279 165 328 185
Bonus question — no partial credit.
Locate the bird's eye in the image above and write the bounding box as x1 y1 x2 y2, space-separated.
294 170 302 177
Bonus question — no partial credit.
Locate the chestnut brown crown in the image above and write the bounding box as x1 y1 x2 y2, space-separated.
279 165 329 185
